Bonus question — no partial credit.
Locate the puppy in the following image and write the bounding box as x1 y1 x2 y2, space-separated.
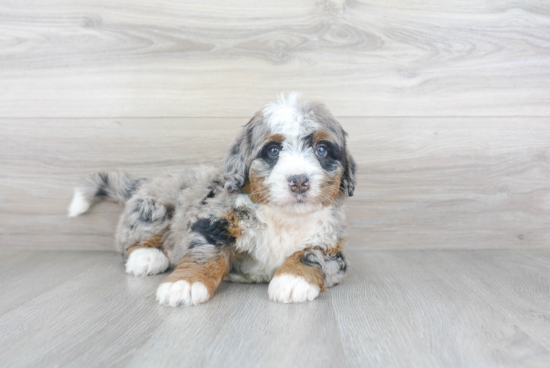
69 92 356 306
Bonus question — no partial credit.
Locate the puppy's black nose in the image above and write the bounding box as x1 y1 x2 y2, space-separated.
289 174 309 194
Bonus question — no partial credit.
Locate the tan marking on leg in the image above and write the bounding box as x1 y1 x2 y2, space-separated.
127 234 163 256
162 252 228 297
224 210 243 239
326 241 344 255
274 251 326 292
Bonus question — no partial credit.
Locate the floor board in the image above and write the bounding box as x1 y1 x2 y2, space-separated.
0 249 549 368
332 251 550 368
0 251 114 315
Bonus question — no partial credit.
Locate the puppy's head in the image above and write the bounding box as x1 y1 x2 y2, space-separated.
224 92 356 214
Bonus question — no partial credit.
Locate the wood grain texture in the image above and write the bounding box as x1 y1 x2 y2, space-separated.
0 0 549 117
125 284 344 368
0 250 345 368
331 249 550 368
0 250 114 315
0 249 549 367
1 117 549 251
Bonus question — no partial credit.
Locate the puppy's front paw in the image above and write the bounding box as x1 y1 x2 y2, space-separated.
156 280 210 307
268 274 321 303
125 248 169 276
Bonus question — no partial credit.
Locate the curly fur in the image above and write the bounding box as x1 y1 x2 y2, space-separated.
69 92 356 306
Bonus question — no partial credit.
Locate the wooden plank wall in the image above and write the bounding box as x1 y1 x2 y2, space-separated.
1 0 549 251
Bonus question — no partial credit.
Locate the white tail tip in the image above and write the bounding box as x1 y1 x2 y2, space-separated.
68 189 91 217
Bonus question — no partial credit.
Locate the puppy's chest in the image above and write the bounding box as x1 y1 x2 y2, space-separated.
229 205 338 282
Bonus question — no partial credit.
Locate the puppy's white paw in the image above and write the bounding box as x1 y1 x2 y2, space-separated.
268 274 321 303
125 248 169 276
156 281 210 307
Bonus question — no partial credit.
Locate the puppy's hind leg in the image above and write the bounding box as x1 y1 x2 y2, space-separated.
119 194 173 276
125 235 170 276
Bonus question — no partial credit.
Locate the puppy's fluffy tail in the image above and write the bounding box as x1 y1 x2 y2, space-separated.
68 172 141 217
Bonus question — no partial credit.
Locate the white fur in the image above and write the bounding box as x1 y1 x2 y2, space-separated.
227 194 342 283
268 274 320 303
156 280 210 307
263 92 319 138
125 248 169 276
264 146 325 213
67 189 90 217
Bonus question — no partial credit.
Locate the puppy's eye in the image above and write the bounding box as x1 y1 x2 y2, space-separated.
268 146 280 158
316 145 327 157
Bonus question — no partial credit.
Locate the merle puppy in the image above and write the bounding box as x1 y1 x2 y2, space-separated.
69 93 356 307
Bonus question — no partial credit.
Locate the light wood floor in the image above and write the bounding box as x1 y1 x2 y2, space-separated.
1 249 549 368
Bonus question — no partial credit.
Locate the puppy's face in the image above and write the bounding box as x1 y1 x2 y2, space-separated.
224 93 356 214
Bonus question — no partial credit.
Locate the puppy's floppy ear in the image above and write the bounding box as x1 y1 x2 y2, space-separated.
223 113 262 193
341 150 357 197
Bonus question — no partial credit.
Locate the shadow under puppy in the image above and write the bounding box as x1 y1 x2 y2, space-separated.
69 93 356 306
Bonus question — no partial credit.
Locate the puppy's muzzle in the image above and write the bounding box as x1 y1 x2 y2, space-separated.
289 174 309 194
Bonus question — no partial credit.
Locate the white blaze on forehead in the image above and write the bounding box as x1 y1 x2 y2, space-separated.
262 92 318 137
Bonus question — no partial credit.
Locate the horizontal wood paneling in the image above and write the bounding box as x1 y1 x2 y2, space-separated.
1 117 548 251
0 0 549 117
